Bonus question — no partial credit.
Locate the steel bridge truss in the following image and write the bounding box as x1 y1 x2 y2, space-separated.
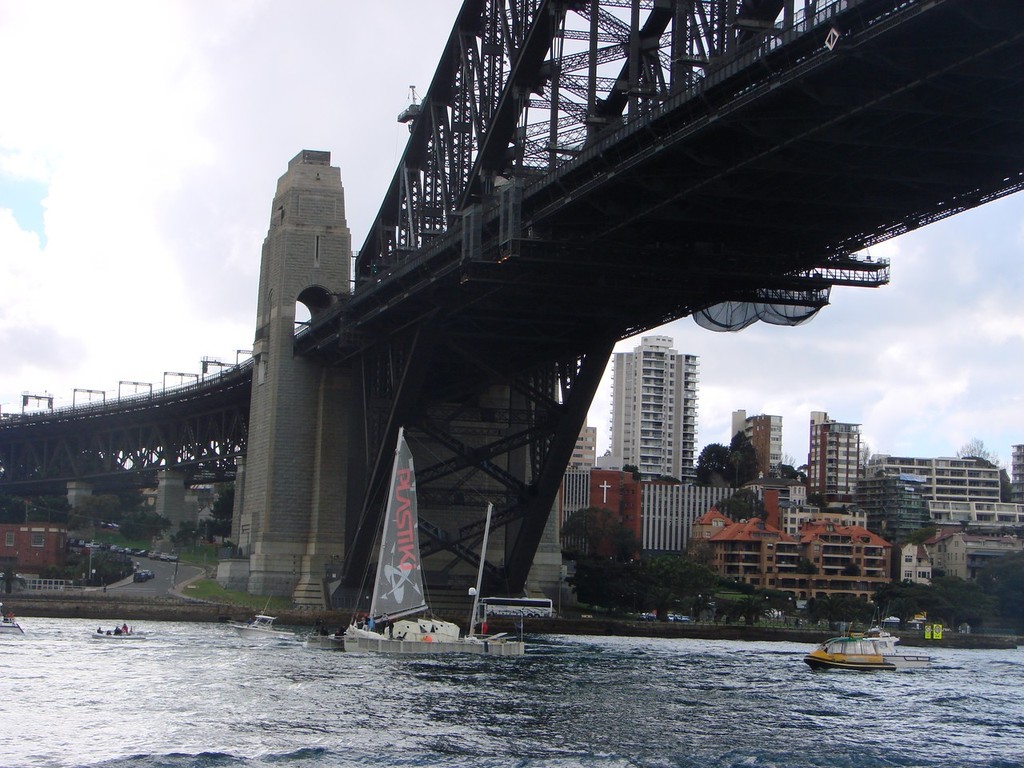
327 0 1024 593
358 0 882 288
343 317 612 592
0 368 251 494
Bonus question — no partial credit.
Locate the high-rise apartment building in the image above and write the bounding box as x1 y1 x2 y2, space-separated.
864 455 1001 504
1012 444 1024 503
855 469 931 541
731 410 783 477
807 411 861 504
610 336 698 481
569 426 597 469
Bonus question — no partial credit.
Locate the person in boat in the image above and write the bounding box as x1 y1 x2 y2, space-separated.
121 623 129 634
97 627 103 634
113 627 122 635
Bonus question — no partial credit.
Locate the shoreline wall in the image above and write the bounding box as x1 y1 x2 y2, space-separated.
6 594 1018 649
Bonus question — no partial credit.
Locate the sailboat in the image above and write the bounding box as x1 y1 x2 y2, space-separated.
343 428 525 656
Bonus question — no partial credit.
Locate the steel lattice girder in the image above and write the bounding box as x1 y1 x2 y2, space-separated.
0 369 251 493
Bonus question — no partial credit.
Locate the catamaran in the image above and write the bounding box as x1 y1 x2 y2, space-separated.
343 428 525 656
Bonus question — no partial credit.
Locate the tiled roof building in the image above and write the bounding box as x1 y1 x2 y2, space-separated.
691 510 891 600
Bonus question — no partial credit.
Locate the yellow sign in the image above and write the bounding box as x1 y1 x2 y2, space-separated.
924 624 932 639
932 623 943 640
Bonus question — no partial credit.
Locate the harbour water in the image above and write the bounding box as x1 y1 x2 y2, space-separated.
3 617 1023 768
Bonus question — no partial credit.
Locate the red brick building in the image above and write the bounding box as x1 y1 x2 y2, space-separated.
589 469 642 553
0 523 68 574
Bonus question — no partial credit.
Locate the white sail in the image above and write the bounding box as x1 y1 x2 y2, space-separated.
369 427 428 621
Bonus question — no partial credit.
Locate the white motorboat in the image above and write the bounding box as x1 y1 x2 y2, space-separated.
229 613 291 640
90 625 147 640
805 626 931 671
342 428 525 657
1 603 24 635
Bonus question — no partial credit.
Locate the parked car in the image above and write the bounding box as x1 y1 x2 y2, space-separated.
132 570 155 582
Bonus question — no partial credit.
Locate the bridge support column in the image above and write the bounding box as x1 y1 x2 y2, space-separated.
525 496 564 604
154 469 191 532
66 480 93 509
240 150 353 604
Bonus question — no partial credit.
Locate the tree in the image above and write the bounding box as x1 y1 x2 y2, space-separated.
2 566 26 594
70 495 124 533
957 438 1000 467
717 488 762 521
904 526 937 546
696 443 732 485
0 494 70 525
568 558 645 613
728 431 758 485
561 506 639 561
776 464 806 483
809 593 873 627
207 485 235 539
977 552 1024 631
118 510 171 543
929 576 996 628
172 521 200 549
736 593 768 625
641 555 717 620
796 557 817 575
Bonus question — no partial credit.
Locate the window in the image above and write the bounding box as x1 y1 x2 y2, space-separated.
4 532 13 547
31 532 45 547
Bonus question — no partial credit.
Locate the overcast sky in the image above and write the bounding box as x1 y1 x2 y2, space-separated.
2 1 1023 470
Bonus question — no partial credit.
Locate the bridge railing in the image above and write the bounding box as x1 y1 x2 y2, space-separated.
0 358 255 426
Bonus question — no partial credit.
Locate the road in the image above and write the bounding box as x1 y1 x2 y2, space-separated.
106 556 206 598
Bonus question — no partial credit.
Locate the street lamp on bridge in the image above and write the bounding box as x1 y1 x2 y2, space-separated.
20 392 53 414
117 381 152 400
163 371 199 390
200 357 227 380
72 388 106 407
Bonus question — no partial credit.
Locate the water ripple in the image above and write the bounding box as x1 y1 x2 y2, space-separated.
3 621 1023 768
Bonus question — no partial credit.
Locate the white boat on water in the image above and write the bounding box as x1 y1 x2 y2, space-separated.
303 620 346 649
304 631 345 650
805 626 931 671
230 613 291 640
1 603 24 635
343 428 525 657
90 625 147 640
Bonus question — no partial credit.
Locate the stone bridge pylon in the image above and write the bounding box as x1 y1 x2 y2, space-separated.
218 150 355 606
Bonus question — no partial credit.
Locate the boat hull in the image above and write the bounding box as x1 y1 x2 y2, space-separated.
804 650 896 671
344 625 524 656
230 625 291 640
90 632 147 640
0 622 25 635
304 634 345 650
804 629 931 671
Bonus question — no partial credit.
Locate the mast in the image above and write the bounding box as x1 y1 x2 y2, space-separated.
468 502 494 636
369 427 404 619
